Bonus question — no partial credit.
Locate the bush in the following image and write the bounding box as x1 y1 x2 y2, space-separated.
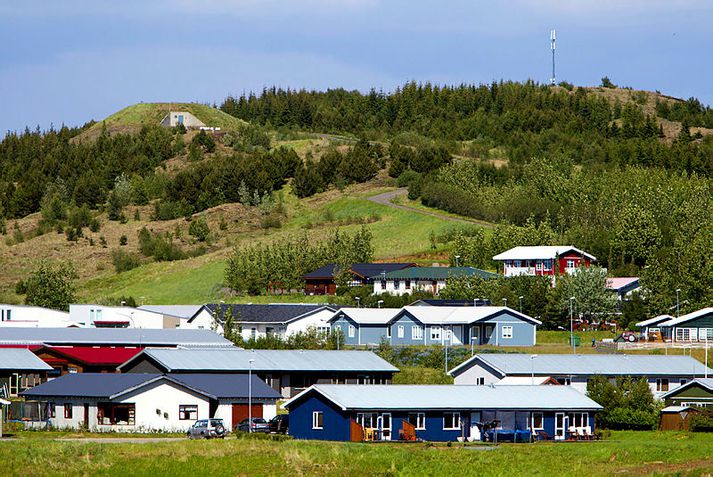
137 227 187 261
188 215 210 242
260 214 282 229
396 170 422 188
119 235 128 246
688 409 713 432
111 249 141 273
152 200 193 221
606 407 658 430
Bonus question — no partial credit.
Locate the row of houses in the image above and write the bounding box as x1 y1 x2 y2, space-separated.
636 308 713 343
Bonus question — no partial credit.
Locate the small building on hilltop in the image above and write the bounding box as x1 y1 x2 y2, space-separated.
304 263 415 295
160 111 206 128
372 267 498 296
492 246 596 278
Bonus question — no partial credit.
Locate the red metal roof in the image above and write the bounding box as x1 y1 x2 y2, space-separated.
42 346 144 365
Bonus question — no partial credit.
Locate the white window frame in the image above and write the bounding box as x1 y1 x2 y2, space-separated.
501 325 513 339
536 261 543 270
656 378 669 392
443 412 460 430
531 412 544 430
348 325 355 338
408 412 426 430
312 411 323 430
475 377 485 385
566 259 575 269
431 326 441 341
397 325 404 338
386 326 391 338
411 326 423 340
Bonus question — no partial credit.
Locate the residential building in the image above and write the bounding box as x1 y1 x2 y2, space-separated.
658 308 713 342
410 299 492 307
661 378 713 408
0 348 52 397
449 354 713 399
283 384 602 442
20 373 280 431
181 304 338 339
69 305 180 329
372 267 498 296
635 314 674 341
138 305 203 323
118 348 398 398
33 346 143 376
0 305 78 328
329 306 540 347
304 263 415 295
492 246 596 278
605 277 641 301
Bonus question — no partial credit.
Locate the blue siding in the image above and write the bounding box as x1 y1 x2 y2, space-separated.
479 311 536 346
331 315 360 345
360 324 388 345
389 313 425 345
288 394 351 441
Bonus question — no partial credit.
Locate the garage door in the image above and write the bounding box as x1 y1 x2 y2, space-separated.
231 404 263 427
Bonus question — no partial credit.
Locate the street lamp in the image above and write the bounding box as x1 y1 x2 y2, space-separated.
502 298 507 308
676 288 681 318
248 358 255 433
377 300 384 309
530 354 538 385
518 296 524 314
455 255 461 267
569 297 576 354
355 297 361 308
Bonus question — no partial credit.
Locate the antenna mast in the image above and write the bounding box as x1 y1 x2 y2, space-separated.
550 29 556 86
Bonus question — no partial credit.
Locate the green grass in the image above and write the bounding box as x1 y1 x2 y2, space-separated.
1 431 712 476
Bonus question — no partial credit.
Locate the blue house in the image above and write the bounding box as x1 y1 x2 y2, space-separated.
283 384 602 442
329 306 540 347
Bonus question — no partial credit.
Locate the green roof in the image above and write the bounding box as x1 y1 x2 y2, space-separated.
372 267 498 280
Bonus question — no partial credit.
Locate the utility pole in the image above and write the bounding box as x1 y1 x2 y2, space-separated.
550 29 556 86
570 297 576 354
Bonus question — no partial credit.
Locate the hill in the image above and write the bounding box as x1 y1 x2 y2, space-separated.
74 102 247 142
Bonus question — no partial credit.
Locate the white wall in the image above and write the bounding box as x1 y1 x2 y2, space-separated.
70 305 176 329
0 305 75 328
373 279 447 296
180 309 220 333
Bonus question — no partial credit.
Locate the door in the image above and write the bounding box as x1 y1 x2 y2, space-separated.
484 325 494 343
554 413 567 440
452 325 463 345
231 404 263 428
83 404 90 429
470 412 482 441
378 413 392 441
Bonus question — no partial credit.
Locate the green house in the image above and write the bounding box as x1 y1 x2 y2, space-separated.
660 307 713 342
661 378 713 408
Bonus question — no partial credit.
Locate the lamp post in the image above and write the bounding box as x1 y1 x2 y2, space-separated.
569 297 576 354
518 296 524 314
248 358 255 433
502 298 507 308
377 300 384 309
676 288 681 318
355 297 360 308
455 255 460 267
530 354 538 385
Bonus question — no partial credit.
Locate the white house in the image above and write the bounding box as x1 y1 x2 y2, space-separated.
20 373 281 432
69 305 180 329
371 267 498 296
492 246 596 278
0 305 78 328
449 354 713 399
181 304 337 340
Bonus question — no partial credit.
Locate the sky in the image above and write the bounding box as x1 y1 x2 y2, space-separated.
1 0 712 135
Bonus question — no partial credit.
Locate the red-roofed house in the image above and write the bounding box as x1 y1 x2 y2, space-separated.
34 346 144 376
605 277 641 300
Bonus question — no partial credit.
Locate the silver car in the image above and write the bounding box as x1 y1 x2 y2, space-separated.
186 419 227 439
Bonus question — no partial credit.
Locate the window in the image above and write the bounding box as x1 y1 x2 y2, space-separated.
544 260 552 271
358 375 374 384
676 328 692 341
96 309 102 321
680 379 688 386
431 326 441 341
48 403 56 419
380 279 387 289
408 412 426 430
317 326 330 335
265 327 274 336
64 404 73 419
6 309 11 321
357 413 378 428
566 260 576 269
514 260 521 268
412 326 423 340
97 403 135 425
657 378 669 392
556 377 572 386
531 412 544 430
179 405 198 421
568 412 588 428
250 328 257 339
394 280 400 289
348 325 355 338
501 326 513 339
397 325 404 338
443 412 460 430
536 261 543 270
405 280 411 290
312 411 323 429
475 377 485 385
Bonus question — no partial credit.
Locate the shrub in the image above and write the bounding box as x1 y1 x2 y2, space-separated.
396 170 422 188
119 235 128 246
188 215 210 242
111 249 141 273
689 410 713 432
605 407 658 430
260 214 282 229
152 200 193 221
89 218 100 233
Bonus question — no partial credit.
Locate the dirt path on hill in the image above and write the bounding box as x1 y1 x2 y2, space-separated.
367 188 493 227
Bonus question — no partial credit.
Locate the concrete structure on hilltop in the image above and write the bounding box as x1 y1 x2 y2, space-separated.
160 111 205 128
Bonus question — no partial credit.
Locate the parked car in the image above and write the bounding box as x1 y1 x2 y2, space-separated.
236 417 270 433
187 419 227 439
269 414 289 434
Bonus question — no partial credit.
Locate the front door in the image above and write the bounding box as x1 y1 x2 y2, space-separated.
554 413 567 440
484 325 494 343
470 412 482 441
378 413 392 441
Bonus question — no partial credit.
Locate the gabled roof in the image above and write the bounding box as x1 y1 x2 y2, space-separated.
660 378 713 400
497 376 560 385
636 314 674 328
449 354 713 378
283 384 602 411
196 304 337 325
410 299 492 307
0 348 52 371
492 246 596 262
0 328 233 347
36 346 144 366
165 374 281 400
661 405 700 413
138 305 203 319
328 308 401 324
304 263 415 280
605 277 641 292
658 308 713 327
119 348 399 373
398 306 542 326
372 267 498 281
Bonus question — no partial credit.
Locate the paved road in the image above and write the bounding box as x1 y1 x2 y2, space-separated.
367 188 493 227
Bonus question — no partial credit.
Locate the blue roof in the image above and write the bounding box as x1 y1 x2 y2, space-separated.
303 263 414 279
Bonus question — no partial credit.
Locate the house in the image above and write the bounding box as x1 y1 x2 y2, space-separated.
660 378 713 408
410 299 492 307
138 305 203 323
118 348 399 398
372 267 498 296
605 277 641 301
497 376 560 385
32 346 144 376
0 348 52 397
20 372 281 432
635 314 674 341
329 306 540 347
160 111 206 128
69 304 181 329
492 246 596 278
0 328 234 349
448 354 713 399
0 305 78 328
658 308 713 342
181 304 338 339
303 263 415 295
283 384 602 442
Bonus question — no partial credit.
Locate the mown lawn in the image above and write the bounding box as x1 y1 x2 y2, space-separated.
1 431 712 476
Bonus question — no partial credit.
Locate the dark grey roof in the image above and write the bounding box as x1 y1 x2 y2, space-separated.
0 328 233 347
169 374 281 400
201 304 336 324
20 373 162 398
304 263 415 280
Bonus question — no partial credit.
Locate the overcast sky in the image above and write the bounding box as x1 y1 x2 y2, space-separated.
2 1 712 135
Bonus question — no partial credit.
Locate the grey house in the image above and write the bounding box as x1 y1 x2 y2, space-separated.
0 348 52 397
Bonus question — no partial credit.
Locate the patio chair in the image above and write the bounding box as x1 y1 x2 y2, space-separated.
583 426 593 440
567 427 577 441
576 427 585 440
535 430 551 441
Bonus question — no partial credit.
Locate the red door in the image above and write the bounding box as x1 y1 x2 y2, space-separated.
231 404 263 427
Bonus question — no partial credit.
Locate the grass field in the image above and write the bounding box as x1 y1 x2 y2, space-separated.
1 431 711 476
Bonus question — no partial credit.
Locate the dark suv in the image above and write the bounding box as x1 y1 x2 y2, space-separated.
269 414 289 434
